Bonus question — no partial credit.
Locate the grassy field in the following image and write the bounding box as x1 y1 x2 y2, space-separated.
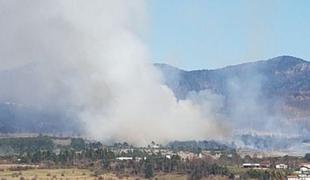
0 168 96 180
0 168 193 180
0 167 233 180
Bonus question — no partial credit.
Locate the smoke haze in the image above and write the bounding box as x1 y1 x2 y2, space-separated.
0 0 227 145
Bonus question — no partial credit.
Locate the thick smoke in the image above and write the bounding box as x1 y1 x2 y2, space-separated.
0 0 226 145
225 66 299 136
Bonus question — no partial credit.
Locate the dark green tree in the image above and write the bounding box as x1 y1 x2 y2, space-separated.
144 161 154 178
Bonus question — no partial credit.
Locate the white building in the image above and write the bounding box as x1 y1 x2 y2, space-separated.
300 163 310 174
242 163 260 168
116 157 133 161
276 164 288 169
287 175 299 180
177 151 197 160
287 174 310 180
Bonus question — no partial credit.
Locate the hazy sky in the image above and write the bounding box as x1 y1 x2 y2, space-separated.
148 0 310 70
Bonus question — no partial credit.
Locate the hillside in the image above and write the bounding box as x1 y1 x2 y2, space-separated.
156 56 310 134
0 56 309 138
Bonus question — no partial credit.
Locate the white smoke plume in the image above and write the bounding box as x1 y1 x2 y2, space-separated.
0 0 227 145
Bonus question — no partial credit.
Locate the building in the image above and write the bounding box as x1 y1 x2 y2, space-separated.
276 164 288 169
166 155 171 159
300 163 310 174
287 174 310 180
287 175 299 180
286 163 310 180
242 163 260 168
116 157 133 161
177 151 197 160
260 161 271 168
298 174 310 180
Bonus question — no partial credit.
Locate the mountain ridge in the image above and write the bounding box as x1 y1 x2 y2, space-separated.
155 55 309 73
0 55 309 135
156 55 310 134
156 55 310 97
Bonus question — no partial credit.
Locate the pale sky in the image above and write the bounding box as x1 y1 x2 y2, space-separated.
148 0 310 70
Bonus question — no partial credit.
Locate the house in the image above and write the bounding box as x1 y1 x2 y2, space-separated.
300 163 310 174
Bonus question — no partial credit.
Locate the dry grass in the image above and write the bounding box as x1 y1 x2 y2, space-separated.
0 168 153 180
0 168 212 180
154 174 188 180
0 168 93 180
